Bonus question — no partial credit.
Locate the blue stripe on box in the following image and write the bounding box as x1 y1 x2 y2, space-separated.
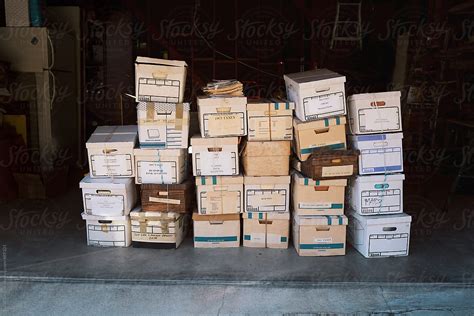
338 216 343 225
281 236 287 242
139 143 166 148
300 243 344 249
248 213 253 219
364 165 402 173
300 143 345 154
212 176 217 185
325 215 332 225
244 235 251 240
304 178 309 186
336 117 341 125
274 103 279 110
259 213 263 220
285 102 290 110
195 236 238 242
357 134 387 141
201 177 206 185
324 118 329 127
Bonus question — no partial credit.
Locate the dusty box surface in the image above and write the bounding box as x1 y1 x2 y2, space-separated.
196 175 243 215
247 99 294 141
241 140 291 176
197 96 247 137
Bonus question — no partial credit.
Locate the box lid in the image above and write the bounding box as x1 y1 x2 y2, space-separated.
190 135 239 146
86 132 137 149
350 132 403 142
130 210 181 221
242 140 291 157
347 91 401 102
246 99 295 111
137 102 191 113
244 175 291 185
81 212 129 221
354 173 405 183
349 209 412 225
135 56 187 67
294 116 346 131
134 148 186 158
79 174 134 189
196 175 243 186
243 212 290 220
292 172 347 187
93 125 138 135
192 213 240 221
294 214 348 226
197 95 247 107
284 69 346 86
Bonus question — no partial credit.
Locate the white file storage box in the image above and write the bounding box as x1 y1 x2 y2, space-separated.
135 57 187 103
284 69 346 122
137 102 190 148
349 174 405 215
190 136 239 176
196 175 244 215
348 91 402 135
244 176 290 213
81 213 131 247
134 148 187 184
79 175 137 216
350 133 404 175
348 211 412 258
197 96 247 137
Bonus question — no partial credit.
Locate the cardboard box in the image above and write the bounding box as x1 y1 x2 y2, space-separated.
79 175 137 217
137 102 190 149
190 136 239 176
349 174 405 215
247 99 294 141
81 213 131 247
197 96 247 137
243 212 289 248
350 133 404 175
134 148 187 184
293 215 348 256
348 210 411 258
300 149 359 180
347 91 402 135
135 57 187 103
293 116 347 161
192 213 240 248
292 172 347 216
86 125 137 178
284 69 346 122
241 140 291 176
141 179 194 213
244 176 290 212
130 208 189 249
196 175 243 215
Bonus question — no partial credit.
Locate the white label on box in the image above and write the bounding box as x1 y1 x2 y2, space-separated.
249 233 265 242
196 151 237 175
360 189 401 213
358 107 401 132
299 202 332 209
368 233 409 257
91 154 132 177
203 112 245 137
246 189 287 212
315 237 333 243
84 194 124 213
137 161 176 184
149 197 181 205
321 165 353 177
87 224 126 246
201 190 240 214
303 92 345 120
360 147 402 173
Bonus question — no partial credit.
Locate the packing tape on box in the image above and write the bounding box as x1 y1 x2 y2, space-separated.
146 102 155 121
152 70 168 79
175 103 184 130
133 213 176 233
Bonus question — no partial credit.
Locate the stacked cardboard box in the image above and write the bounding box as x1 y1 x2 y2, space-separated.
285 69 353 256
346 92 412 258
242 99 294 248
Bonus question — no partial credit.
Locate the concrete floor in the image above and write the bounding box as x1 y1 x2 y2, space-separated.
1 188 473 314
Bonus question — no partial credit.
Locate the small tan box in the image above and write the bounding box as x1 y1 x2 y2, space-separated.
243 212 289 249
244 176 290 213
197 96 247 137
192 213 241 248
195 175 244 215
241 140 291 176
247 99 294 141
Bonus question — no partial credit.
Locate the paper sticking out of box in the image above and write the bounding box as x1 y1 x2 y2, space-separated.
81 213 131 247
190 136 239 176
140 179 194 213
195 175 243 215
243 212 290 249
135 57 187 103
130 207 189 249
293 116 347 161
292 172 347 216
79 175 137 217
241 140 291 176
243 176 290 213
247 99 294 141
300 149 359 180
197 96 247 137
284 69 346 122
192 213 241 248
349 174 405 215
350 133 404 175
134 148 187 184
86 125 138 178
347 91 402 135
293 214 348 256
348 210 412 258
136 102 190 149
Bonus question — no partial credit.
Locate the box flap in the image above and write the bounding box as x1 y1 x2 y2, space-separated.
284 69 346 85
292 172 347 186
294 214 348 226
294 116 346 131
244 175 291 185
348 91 401 102
242 140 291 157
134 148 186 158
81 212 129 221
355 173 405 183
79 174 134 189
192 213 240 221
350 132 403 142
196 175 243 186
190 135 239 146
243 212 290 220
136 56 187 67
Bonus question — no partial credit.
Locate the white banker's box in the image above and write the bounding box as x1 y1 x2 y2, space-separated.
348 210 412 258
348 91 402 135
79 175 137 217
190 136 239 176
350 133 404 175
135 57 187 103
244 176 290 213
81 213 131 247
349 174 405 215
136 102 190 148
197 96 247 137
86 126 137 178
284 69 346 122
134 148 187 184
